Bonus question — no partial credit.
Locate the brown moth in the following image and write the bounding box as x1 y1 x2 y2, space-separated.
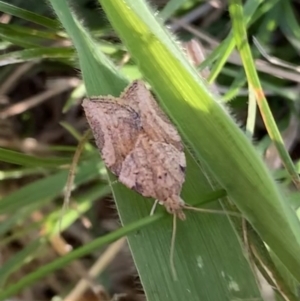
120 80 184 150
82 80 186 220
82 98 142 175
81 81 239 279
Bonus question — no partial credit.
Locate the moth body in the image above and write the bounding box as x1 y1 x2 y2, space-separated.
82 80 187 220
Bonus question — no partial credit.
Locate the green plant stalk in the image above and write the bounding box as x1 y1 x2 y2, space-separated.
0 0 59 29
229 0 300 188
0 47 74 67
279 1 300 52
246 88 257 137
0 157 101 214
0 213 162 300
98 0 300 282
205 0 281 83
206 0 263 83
0 186 108 287
0 148 70 167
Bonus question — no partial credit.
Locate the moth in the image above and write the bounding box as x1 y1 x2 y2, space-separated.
80 80 238 279
82 80 187 220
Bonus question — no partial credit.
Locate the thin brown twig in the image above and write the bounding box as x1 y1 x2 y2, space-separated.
0 62 36 95
0 78 80 118
64 237 127 301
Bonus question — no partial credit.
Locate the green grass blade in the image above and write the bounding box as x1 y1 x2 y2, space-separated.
0 240 42 287
0 167 47 180
229 0 300 188
0 23 60 41
44 184 111 235
202 0 280 82
0 213 162 300
246 88 257 137
0 157 101 214
158 0 186 20
0 148 70 167
0 47 74 66
0 0 59 29
279 1 300 52
0 184 111 289
204 0 263 82
223 68 247 101
0 29 42 48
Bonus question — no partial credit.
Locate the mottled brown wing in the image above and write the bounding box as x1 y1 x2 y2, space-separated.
120 80 183 151
82 97 142 175
118 133 186 202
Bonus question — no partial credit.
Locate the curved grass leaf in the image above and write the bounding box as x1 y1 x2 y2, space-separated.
0 213 162 300
0 156 102 214
229 0 300 187
0 47 74 66
0 0 59 29
0 147 71 167
0 185 110 287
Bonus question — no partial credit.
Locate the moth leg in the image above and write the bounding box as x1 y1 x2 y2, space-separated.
110 179 119 186
150 199 159 216
165 196 186 220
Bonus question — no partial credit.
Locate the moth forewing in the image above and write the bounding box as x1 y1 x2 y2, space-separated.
121 80 184 150
82 97 142 175
117 133 186 219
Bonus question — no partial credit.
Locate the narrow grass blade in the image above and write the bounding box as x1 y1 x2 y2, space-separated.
0 47 74 66
0 157 101 214
0 213 162 300
229 0 300 187
0 148 70 167
0 0 59 29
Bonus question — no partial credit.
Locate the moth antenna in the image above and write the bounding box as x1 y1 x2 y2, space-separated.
150 199 159 216
60 130 91 233
183 205 241 218
170 214 178 281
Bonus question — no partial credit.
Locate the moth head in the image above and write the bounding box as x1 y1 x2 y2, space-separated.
165 196 186 221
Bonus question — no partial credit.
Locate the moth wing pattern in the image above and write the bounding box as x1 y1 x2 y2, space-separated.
82 81 187 219
82 97 142 175
121 80 184 151
118 133 186 204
